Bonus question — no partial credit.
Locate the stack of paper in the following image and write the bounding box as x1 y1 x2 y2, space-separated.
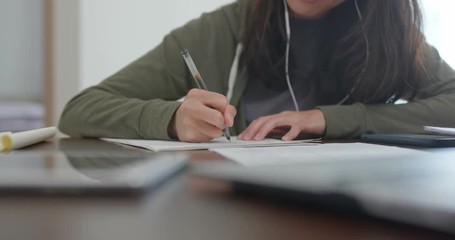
103 137 319 152
212 143 426 166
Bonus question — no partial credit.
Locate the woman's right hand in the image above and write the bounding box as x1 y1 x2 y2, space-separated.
169 89 236 143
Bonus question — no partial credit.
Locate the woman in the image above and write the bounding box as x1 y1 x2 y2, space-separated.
59 0 455 142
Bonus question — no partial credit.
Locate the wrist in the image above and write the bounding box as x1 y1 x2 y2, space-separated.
167 114 178 140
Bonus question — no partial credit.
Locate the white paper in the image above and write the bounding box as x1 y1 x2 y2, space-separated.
213 143 426 167
103 136 318 152
424 126 455 136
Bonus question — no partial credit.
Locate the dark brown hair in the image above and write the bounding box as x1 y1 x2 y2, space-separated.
242 0 427 104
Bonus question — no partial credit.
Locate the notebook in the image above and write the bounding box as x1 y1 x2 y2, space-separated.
193 148 455 235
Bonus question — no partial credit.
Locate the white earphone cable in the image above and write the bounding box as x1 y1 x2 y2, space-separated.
282 0 300 111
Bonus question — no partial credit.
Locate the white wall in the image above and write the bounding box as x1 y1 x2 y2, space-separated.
52 0 233 125
0 0 44 102
79 0 234 89
421 0 455 68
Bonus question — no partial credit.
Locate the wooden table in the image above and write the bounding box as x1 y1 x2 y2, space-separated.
0 138 451 240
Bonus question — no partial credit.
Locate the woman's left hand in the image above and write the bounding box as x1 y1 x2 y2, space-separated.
238 109 326 141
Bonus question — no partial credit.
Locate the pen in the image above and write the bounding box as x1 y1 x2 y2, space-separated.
180 48 231 142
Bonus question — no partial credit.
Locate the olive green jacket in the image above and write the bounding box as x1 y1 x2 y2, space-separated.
59 0 455 140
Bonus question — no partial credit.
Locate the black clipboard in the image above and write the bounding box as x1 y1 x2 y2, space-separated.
360 133 455 148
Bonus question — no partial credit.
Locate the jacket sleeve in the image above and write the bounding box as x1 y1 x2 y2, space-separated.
58 3 240 140
318 45 455 139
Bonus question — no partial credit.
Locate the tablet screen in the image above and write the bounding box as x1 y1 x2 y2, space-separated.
0 149 187 195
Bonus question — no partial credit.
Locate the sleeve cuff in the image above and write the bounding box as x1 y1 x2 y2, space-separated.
139 100 181 140
317 103 367 139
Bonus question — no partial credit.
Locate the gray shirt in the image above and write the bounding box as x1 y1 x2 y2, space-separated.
243 17 325 123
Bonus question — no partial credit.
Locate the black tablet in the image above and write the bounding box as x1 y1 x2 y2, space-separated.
360 133 455 148
0 150 187 195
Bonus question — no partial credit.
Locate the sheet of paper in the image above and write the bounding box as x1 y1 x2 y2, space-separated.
103 137 318 152
424 126 455 136
212 142 426 166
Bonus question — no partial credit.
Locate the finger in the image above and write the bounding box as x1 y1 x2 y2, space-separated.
238 120 258 140
194 118 224 139
190 104 225 129
191 89 229 113
238 117 270 140
186 89 230 128
223 105 237 127
177 118 210 143
282 125 302 141
253 117 285 140
179 121 221 143
176 105 222 142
